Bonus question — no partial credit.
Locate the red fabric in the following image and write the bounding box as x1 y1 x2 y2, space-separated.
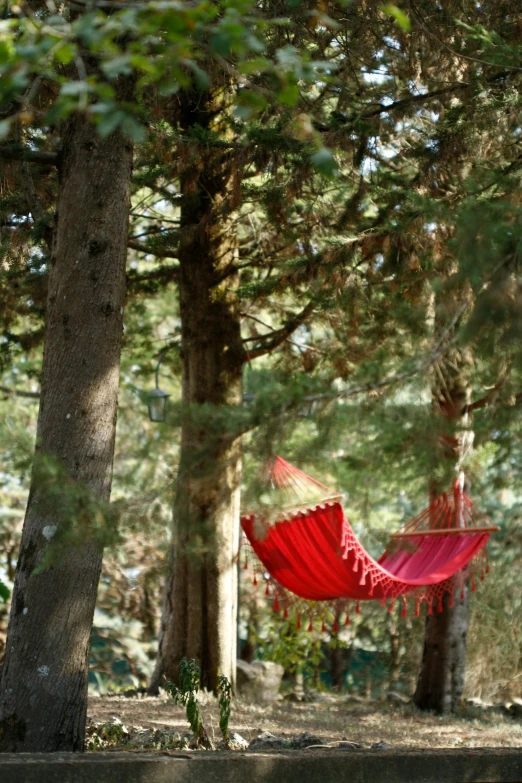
241 502 490 603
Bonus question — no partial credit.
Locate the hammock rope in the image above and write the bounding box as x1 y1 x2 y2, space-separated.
240 457 498 623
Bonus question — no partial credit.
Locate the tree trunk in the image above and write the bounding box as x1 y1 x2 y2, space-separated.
329 643 345 691
387 613 402 691
0 112 132 751
414 582 468 713
414 292 473 714
150 91 243 693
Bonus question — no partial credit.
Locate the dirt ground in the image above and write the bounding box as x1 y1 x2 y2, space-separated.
87 694 522 750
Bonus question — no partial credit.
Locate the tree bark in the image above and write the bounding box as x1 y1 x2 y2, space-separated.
414 581 468 713
150 91 243 693
0 112 132 751
329 642 345 691
414 292 474 714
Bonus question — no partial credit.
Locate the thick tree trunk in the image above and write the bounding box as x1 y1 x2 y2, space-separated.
414 582 468 712
414 295 473 714
151 93 243 692
0 113 132 751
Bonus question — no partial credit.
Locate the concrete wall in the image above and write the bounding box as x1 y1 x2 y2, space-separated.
0 748 521 783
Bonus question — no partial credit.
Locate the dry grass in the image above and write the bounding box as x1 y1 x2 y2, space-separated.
87 695 522 750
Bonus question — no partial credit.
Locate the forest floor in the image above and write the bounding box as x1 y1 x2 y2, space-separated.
86 693 522 751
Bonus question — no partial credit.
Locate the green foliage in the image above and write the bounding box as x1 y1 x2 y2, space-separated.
255 616 324 681
165 660 233 748
0 0 340 156
217 674 233 746
310 147 337 178
3 0 522 704
0 580 9 602
380 4 411 32
165 658 209 747
29 451 121 573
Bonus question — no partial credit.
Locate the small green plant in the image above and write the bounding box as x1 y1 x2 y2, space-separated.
86 719 128 751
217 674 232 747
0 579 9 602
165 657 212 749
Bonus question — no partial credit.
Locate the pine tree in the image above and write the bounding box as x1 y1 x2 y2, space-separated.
0 82 134 750
414 281 475 713
0 0 307 749
2 0 522 718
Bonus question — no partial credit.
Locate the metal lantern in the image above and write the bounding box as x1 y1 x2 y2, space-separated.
145 346 174 422
146 386 170 423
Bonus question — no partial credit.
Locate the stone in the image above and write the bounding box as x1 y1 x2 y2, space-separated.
228 733 249 750
508 699 522 719
497 701 517 717
466 697 485 708
386 691 410 705
236 660 284 703
344 694 365 705
485 703 505 716
302 689 336 704
217 733 249 751
372 741 391 749
237 659 257 685
291 733 323 749
249 731 286 751
130 728 155 747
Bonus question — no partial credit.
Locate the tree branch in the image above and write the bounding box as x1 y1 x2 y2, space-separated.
465 364 511 414
0 147 58 166
0 384 40 399
127 238 179 259
300 296 472 406
243 300 316 361
361 82 473 120
126 262 179 291
20 161 45 225
312 71 514 135
18 158 53 249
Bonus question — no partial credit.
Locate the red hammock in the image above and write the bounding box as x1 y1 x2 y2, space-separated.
241 457 498 618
